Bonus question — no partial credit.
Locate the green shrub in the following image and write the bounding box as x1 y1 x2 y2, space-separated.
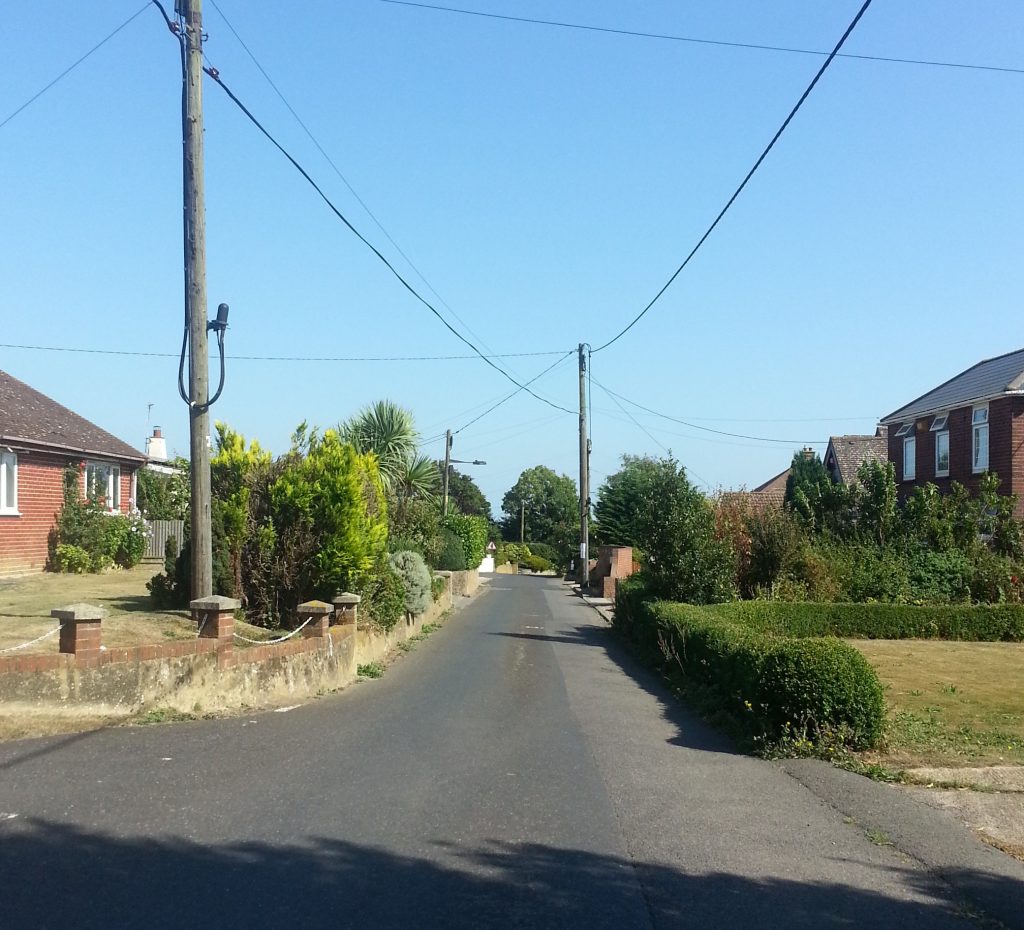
437 529 468 571
524 541 559 565
358 562 406 632
431 574 447 602
702 600 1024 642
53 544 91 574
442 513 488 568
614 584 885 749
495 542 529 566
389 550 432 616
520 553 553 572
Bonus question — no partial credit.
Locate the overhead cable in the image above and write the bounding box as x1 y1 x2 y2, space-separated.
378 0 1023 75
207 0 503 358
0 4 151 131
592 0 874 354
590 376 820 445
0 341 569 362
199 64 574 415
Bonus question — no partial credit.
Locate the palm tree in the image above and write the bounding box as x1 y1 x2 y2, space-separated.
340 400 432 499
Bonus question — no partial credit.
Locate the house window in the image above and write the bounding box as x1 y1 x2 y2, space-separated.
972 406 989 473
935 431 950 477
903 436 916 481
0 451 17 514
85 462 121 511
930 413 949 432
894 422 914 438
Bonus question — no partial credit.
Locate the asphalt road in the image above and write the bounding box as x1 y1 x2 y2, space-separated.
0 576 1009 928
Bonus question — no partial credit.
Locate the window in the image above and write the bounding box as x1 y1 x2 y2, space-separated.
935 431 950 477
903 436 916 481
972 406 989 473
894 422 914 438
930 413 949 432
85 462 120 511
0 451 17 514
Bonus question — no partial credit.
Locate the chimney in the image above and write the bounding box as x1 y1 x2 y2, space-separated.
801 446 815 462
146 426 168 463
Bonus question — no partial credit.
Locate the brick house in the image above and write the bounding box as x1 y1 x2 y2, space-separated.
823 428 888 486
0 370 145 577
879 348 1024 516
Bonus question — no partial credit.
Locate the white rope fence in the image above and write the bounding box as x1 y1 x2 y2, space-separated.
0 623 63 654
232 615 315 645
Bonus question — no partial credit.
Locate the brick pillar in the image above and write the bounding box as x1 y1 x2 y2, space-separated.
332 593 361 629
190 595 240 646
298 600 333 639
53 603 105 661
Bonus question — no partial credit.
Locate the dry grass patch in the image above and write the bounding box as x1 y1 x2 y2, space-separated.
0 566 194 653
853 639 1024 768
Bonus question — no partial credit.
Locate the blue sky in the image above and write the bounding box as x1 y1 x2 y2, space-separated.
2 1 1022 516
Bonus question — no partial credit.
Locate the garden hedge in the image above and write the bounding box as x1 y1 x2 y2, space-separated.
614 581 885 749
705 601 1024 642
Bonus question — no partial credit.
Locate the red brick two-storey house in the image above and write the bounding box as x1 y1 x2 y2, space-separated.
879 348 1024 516
0 370 145 577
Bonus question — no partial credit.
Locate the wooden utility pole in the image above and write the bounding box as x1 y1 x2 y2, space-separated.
520 500 526 545
181 0 212 599
442 430 452 517
578 343 589 586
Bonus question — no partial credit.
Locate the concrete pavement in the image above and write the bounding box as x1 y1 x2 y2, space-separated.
0 575 1020 928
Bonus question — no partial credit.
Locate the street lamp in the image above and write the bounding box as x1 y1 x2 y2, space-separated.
442 429 485 516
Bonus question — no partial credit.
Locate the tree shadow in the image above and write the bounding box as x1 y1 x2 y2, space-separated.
0 820 1008 929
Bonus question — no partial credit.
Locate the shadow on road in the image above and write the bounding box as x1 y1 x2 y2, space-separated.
0 819 1005 929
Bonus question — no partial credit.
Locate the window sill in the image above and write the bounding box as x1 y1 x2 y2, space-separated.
972 467 989 475
0 510 22 517
935 473 949 479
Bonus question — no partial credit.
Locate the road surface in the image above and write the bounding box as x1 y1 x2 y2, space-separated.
0 576 1011 928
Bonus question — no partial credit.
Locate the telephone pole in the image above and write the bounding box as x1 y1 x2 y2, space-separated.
578 343 589 586
181 0 212 600
442 430 452 517
520 500 526 545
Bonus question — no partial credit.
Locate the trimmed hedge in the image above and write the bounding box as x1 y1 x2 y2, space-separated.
705 601 1024 642
614 580 884 749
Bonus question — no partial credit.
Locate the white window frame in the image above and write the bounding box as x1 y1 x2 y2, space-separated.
0 451 18 515
972 405 989 473
84 461 121 513
894 422 914 438
935 430 950 478
930 413 949 432
903 435 916 481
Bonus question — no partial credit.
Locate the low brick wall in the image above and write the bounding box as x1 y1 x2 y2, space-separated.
449 568 480 597
0 577 460 718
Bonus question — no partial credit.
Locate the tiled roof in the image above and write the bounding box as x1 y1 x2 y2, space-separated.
0 370 144 462
881 347 1024 424
752 468 790 495
825 430 888 485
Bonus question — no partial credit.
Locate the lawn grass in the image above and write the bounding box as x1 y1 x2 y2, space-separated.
0 565 194 652
853 639 1024 768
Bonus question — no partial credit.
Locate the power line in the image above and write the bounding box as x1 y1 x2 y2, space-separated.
590 376 820 445
198 63 574 415
0 4 151 131
592 0 874 354
453 351 575 434
0 341 569 362
378 0 1024 76
206 0 504 361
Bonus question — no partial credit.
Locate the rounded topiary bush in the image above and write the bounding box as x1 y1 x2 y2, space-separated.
389 550 433 617
757 638 885 749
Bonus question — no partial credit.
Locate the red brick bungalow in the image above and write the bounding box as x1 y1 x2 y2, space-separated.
879 348 1024 517
0 370 145 577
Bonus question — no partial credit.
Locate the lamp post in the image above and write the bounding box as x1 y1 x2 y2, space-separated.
441 434 486 518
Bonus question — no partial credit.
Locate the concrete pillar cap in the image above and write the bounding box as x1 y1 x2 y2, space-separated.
297 600 333 615
332 593 362 606
190 595 241 611
51 603 106 622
